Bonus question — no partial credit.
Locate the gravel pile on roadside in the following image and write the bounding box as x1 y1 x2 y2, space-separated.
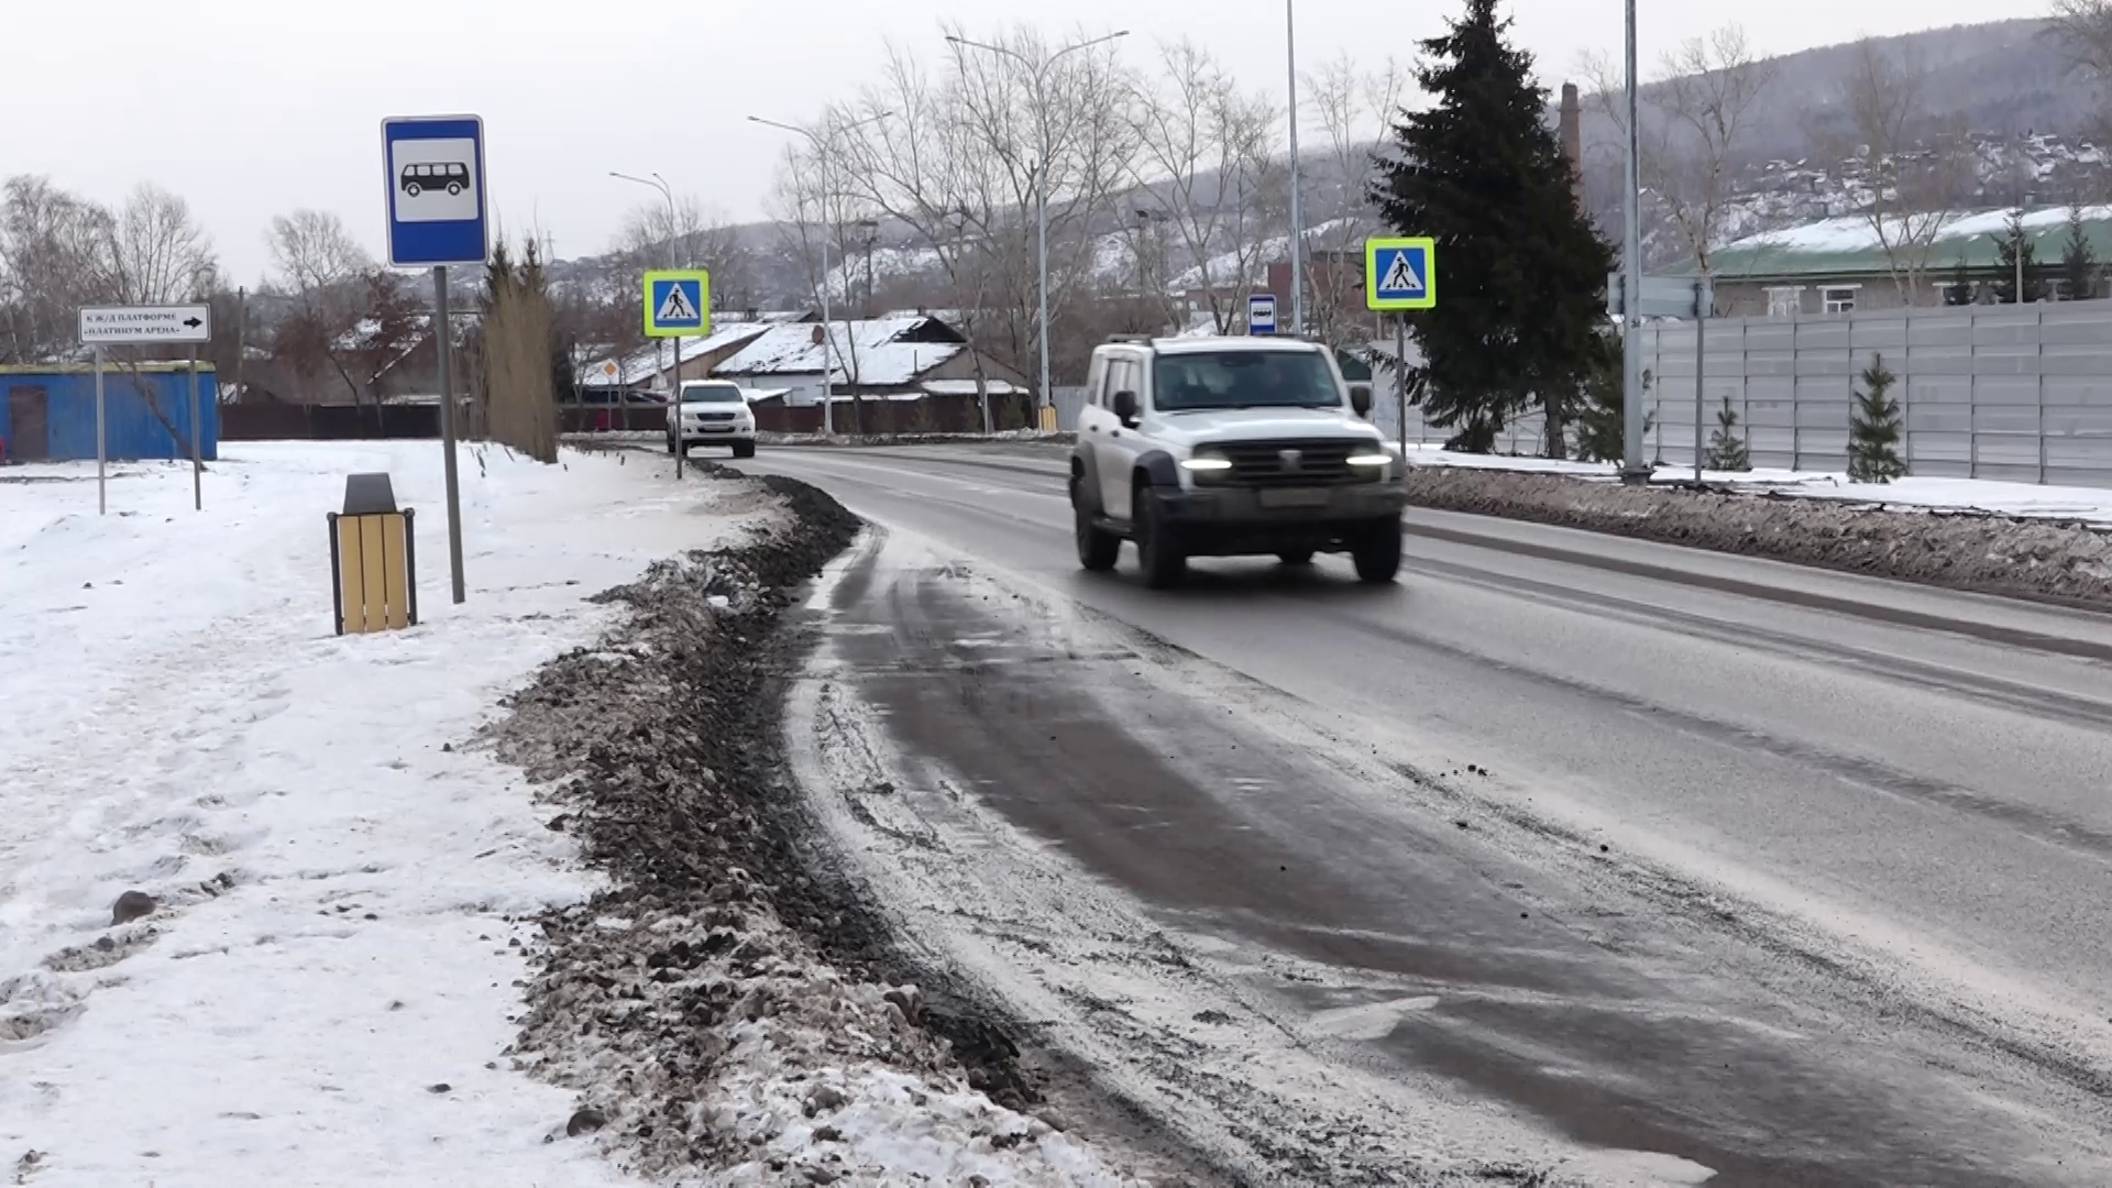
1405 467 2112 605
485 471 1144 1186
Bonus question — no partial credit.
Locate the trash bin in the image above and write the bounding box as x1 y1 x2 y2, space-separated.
328 473 418 635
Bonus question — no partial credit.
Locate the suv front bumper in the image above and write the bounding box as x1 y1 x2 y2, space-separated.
1147 482 1406 556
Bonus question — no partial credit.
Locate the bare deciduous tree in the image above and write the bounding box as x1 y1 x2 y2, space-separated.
1654 28 1774 283
939 22 1138 386
0 175 117 359
107 183 218 304
1825 39 1969 301
618 197 757 313
770 127 886 431
1302 52 1404 346
1128 39 1282 335
266 209 377 403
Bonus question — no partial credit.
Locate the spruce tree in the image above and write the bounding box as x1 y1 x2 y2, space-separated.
1372 0 1612 455
1848 353 1906 483
2062 207 2099 301
1945 256 1976 306
1994 210 2045 304
1706 396 1749 472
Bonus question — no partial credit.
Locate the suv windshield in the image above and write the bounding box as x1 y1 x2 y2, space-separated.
1153 350 1342 412
682 386 744 404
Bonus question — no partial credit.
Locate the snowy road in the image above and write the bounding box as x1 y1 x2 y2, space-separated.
755 443 2112 1185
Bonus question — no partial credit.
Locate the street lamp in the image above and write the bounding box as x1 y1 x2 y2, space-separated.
749 111 893 436
610 169 682 445
946 28 1130 427
1620 0 1648 482
1285 0 1305 340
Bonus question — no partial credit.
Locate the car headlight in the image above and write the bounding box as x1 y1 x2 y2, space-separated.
1180 456 1233 473
1347 452 1392 468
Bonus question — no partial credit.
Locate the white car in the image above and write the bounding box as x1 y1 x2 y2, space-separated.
667 380 757 459
1070 336 1405 588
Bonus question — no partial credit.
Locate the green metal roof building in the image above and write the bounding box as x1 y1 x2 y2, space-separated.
1690 206 2112 319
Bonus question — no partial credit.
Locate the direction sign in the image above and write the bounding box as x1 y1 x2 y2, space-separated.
382 115 489 268
1247 292 1278 336
1365 237 1438 311
78 304 212 345
1607 273 1713 320
644 270 712 338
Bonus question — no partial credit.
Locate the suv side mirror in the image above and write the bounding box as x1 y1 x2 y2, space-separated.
1348 382 1374 419
1112 390 1140 426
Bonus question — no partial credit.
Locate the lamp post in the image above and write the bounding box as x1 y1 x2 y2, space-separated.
611 169 682 465
1286 0 1305 339
750 112 893 436
946 29 1130 427
1620 0 1648 482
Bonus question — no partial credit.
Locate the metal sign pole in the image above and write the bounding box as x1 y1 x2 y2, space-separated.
1692 287 1708 483
673 335 684 481
94 347 107 515
1396 315 1409 460
188 347 203 510
434 265 466 604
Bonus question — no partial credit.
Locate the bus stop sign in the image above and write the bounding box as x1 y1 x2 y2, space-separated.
382 115 489 268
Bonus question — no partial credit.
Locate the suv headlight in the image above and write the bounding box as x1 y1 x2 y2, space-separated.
1180 451 1234 486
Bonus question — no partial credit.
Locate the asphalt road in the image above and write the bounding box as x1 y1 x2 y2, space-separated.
746 442 2112 1184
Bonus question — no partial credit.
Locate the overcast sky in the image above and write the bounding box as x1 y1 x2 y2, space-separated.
9 0 2019 284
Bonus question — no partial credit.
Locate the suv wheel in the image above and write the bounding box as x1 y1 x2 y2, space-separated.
1353 519 1403 584
1133 487 1187 589
1075 499 1120 572
732 441 756 459
666 431 679 455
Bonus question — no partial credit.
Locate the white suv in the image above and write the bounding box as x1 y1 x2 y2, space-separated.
1070 337 1405 588
667 380 757 458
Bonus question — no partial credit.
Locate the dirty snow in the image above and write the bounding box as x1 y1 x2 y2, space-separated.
0 442 763 1187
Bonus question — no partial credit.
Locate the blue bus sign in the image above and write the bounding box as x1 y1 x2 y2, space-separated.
1248 293 1279 336
382 115 489 268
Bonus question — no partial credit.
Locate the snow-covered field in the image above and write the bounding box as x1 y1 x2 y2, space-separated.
1405 445 2112 527
0 442 761 1187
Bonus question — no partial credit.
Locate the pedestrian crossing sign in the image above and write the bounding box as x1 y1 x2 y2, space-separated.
1365 237 1437 311
644 269 712 338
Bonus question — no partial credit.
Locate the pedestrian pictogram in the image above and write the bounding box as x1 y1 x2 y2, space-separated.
657 284 699 324
1365 237 1438 311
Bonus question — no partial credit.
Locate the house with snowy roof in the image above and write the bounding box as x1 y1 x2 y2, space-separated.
1696 206 2112 319
709 315 1029 409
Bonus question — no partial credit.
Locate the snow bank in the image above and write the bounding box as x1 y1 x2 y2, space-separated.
0 442 762 1187
1404 445 2112 528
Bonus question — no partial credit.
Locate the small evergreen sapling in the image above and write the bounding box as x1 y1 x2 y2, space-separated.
1706 396 1749 472
1848 352 1906 483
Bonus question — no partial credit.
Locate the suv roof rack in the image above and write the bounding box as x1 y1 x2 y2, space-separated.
1106 334 1155 344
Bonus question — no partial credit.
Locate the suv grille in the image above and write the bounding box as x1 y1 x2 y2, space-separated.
1213 440 1360 486
696 411 737 422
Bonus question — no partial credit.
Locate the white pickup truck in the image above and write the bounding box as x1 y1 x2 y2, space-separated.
666 380 757 459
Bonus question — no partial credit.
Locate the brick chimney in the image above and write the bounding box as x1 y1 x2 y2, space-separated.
1560 83 1584 208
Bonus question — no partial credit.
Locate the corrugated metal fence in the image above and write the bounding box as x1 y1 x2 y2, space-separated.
1637 301 2112 486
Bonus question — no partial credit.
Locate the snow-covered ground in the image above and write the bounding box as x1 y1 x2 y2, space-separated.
0 442 761 1187
1404 445 2112 527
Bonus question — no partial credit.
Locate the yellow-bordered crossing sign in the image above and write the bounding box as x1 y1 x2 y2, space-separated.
644 269 712 338
1366 238 1437 311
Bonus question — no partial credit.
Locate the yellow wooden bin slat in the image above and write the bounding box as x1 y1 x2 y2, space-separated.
337 515 368 634
330 509 417 635
381 513 409 630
